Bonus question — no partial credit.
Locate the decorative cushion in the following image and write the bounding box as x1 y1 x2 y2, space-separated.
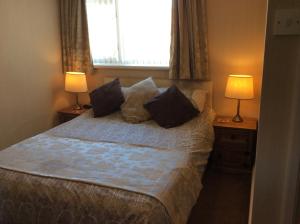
156 88 206 111
192 89 208 112
121 77 159 123
90 78 125 117
144 85 199 128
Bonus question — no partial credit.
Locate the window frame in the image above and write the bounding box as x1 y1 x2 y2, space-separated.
86 0 171 70
93 64 169 70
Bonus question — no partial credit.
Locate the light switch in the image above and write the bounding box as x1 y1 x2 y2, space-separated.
273 9 300 35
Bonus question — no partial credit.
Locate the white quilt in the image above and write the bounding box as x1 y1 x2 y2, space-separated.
0 109 215 224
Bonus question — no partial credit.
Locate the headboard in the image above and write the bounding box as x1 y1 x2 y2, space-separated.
103 77 213 108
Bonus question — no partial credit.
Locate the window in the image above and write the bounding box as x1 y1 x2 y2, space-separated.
86 0 172 68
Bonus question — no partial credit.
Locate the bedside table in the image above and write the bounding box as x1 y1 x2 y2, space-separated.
211 116 258 173
58 107 87 123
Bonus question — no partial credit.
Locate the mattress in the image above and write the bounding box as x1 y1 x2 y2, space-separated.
0 108 215 224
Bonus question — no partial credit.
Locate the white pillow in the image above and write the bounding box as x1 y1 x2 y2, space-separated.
121 77 159 123
192 89 208 112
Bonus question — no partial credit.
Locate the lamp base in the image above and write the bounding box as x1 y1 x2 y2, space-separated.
73 93 83 110
232 114 243 123
232 98 244 122
72 104 82 110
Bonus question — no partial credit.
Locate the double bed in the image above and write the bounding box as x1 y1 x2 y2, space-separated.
0 79 215 224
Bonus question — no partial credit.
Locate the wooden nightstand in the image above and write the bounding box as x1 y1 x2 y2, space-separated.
211 116 258 173
58 107 87 123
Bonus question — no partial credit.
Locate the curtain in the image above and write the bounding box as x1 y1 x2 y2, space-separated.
60 0 93 73
169 0 209 80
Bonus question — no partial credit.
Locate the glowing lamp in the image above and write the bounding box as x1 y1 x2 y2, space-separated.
225 74 254 122
65 72 88 110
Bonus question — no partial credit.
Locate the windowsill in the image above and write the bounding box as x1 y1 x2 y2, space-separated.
93 64 169 71
92 64 169 79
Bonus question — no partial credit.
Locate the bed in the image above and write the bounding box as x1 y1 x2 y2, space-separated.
0 79 215 224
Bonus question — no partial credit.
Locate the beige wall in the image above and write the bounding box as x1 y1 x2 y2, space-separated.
82 0 267 119
251 0 300 223
207 0 267 119
0 0 70 150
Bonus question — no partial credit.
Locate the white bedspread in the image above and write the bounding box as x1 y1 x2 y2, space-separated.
0 133 200 224
48 108 215 170
0 109 215 224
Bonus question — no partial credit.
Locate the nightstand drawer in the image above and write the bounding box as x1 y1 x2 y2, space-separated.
214 143 250 153
215 128 250 144
213 150 252 170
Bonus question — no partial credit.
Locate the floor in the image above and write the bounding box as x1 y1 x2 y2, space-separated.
188 169 252 224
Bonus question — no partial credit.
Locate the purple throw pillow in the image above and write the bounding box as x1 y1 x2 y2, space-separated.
90 79 125 117
144 85 199 128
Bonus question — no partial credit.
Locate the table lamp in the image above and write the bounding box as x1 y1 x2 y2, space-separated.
65 72 88 110
225 74 254 122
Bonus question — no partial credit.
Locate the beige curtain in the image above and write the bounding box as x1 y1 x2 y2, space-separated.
169 0 209 80
60 0 93 73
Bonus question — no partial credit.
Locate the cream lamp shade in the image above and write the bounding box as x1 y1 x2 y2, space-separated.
65 72 88 93
225 74 254 123
225 74 254 99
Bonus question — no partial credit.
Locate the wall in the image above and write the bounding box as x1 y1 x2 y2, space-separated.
0 0 70 150
82 0 267 119
250 0 300 222
207 0 267 118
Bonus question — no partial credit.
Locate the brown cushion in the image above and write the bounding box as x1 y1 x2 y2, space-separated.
144 85 199 128
90 79 125 117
